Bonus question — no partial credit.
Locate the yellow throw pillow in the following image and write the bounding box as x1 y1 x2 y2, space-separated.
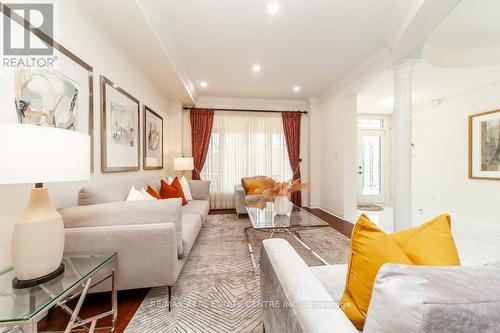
341 214 461 329
241 176 272 195
391 214 460 265
341 215 412 329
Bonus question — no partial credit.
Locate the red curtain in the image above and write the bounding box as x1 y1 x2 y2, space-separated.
190 109 214 180
282 112 302 206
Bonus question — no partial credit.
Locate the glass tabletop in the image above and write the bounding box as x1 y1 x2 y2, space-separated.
0 253 116 324
246 201 330 229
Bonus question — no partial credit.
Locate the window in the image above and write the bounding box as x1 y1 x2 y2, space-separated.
357 118 384 129
201 111 292 209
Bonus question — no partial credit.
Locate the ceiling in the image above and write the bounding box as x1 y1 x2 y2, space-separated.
139 0 417 99
423 0 500 68
357 61 500 114
359 0 500 114
426 0 500 50
76 0 193 104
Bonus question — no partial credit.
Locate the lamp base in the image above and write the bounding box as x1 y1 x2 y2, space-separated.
12 263 65 289
12 187 65 284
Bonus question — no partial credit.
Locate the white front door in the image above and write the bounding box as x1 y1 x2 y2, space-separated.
357 130 386 204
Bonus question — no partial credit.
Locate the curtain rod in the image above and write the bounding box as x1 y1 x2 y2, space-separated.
183 106 308 114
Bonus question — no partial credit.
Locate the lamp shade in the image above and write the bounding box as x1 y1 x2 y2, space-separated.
174 157 194 171
0 124 90 184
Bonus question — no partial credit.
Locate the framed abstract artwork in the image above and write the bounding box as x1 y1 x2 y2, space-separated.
143 105 164 170
469 109 500 180
0 4 94 169
100 75 140 172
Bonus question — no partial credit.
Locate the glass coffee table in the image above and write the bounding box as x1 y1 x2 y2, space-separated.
245 201 330 272
0 253 117 333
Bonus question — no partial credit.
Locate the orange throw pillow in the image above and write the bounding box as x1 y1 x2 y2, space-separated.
160 179 187 205
170 177 188 205
146 186 160 199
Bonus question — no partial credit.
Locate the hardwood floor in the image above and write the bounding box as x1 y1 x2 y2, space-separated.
40 207 351 332
37 288 149 333
302 207 354 238
211 207 354 238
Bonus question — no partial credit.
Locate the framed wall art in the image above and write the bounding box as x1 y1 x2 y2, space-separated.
0 4 94 169
143 105 164 170
100 75 140 172
469 109 500 180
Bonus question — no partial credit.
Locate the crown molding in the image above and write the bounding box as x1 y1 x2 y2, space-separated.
136 0 197 103
319 47 392 101
195 96 310 112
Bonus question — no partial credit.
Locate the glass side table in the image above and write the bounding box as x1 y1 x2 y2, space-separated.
0 253 117 333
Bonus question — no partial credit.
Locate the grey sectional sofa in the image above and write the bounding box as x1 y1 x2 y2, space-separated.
59 177 210 293
261 238 500 333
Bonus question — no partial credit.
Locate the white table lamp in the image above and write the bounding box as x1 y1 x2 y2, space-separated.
174 157 194 171
174 157 194 177
0 124 90 288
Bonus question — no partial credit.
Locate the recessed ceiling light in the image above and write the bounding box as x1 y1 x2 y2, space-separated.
252 64 261 72
293 86 301 92
200 81 208 88
267 2 280 15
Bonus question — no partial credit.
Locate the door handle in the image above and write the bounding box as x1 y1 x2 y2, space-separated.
357 171 363 175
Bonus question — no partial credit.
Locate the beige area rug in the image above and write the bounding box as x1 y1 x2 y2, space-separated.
124 214 350 333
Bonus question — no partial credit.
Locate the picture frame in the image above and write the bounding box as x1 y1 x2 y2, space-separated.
0 4 94 170
100 75 140 172
143 105 164 170
469 109 500 180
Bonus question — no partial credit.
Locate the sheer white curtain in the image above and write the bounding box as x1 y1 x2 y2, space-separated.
201 111 292 209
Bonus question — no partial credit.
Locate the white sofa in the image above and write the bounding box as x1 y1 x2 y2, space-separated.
261 238 500 333
59 178 210 293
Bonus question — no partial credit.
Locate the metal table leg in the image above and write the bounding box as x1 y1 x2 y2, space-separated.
64 277 93 333
111 260 117 333
288 228 329 265
244 226 259 272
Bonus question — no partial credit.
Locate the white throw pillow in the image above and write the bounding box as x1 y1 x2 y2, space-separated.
140 188 157 200
126 185 143 201
126 185 156 201
180 176 193 201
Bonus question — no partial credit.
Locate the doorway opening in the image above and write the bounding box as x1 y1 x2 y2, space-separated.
356 116 391 206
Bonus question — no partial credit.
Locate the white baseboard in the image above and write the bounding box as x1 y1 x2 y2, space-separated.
304 203 356 223
319 205 345 220
305 202 321 209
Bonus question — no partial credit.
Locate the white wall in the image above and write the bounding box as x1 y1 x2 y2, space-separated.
413 80 500 223
310 93 357 221
0 1 183 269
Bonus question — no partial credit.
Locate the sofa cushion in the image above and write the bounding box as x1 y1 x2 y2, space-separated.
310 264 348 301
61 198 184 257
187 180 211 201
181 213 202 258
182 200 209 222
78 180 147 206
364 264 500 333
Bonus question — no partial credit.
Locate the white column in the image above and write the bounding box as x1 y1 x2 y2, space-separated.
393 60 416 231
